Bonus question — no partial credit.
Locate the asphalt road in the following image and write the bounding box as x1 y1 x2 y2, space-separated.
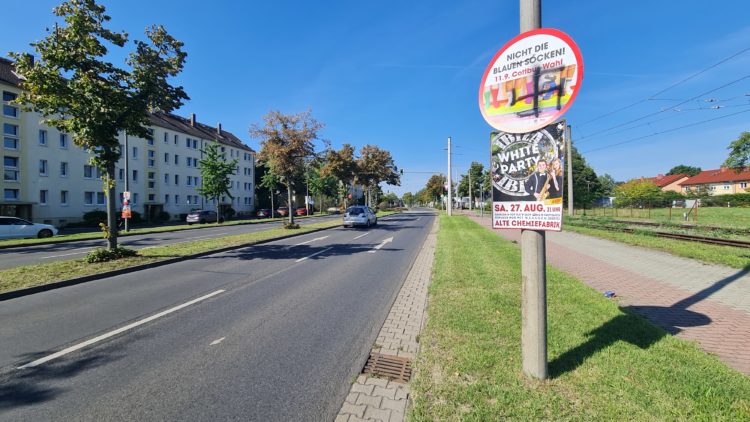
0 210 435 421
0 214 342 270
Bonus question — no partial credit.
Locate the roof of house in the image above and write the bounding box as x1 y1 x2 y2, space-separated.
642 173 689 188
681 168 750 185
1 57 253 153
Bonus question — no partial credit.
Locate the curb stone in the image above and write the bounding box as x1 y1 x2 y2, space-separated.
336 215 438 422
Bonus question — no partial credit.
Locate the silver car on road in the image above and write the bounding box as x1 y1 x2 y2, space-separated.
342 206 377 228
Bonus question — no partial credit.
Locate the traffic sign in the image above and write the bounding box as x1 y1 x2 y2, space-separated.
123 191 131 201
479 28 583 133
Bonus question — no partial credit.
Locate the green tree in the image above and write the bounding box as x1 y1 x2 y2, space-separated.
306 162 337 213
667 164 702 177
251 110 322 226
11 0 188 249
565 145 601 209
322 144 358 208
258 162 281 213
425 174 447 207
197 142 238 223
598 174 617 197
356 145 401 207
723 131 750 170
457 162 485 205
614 179 661 207
402 192 415 207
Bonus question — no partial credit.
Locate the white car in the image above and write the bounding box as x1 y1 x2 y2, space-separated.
342 206 377 228
0 216 58 239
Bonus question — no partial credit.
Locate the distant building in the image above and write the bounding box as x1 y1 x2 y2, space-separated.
680 168 750 195
1 57 255 225
643 173 690 193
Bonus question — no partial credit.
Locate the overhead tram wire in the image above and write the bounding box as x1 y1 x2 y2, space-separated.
576 73 750 143
578 46 750 127
581 108 750 154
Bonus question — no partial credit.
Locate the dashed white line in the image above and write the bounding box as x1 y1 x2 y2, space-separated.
295 247 333 263
293 236 329 246
17 289 226 369
210 337 226 346
353 232 370 240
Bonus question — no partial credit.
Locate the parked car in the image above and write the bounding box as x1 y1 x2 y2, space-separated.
276 207 290 217
295 207 308 216
0 216 58 239
342 206 377 228
186 210 223 225
256 209 274 218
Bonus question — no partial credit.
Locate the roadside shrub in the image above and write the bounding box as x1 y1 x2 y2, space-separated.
156 211 171 222
83 210 108 226
283 222 300 229
85 246 138 263
224 207 236 219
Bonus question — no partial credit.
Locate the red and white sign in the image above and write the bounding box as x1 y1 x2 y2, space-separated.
479 28 583 133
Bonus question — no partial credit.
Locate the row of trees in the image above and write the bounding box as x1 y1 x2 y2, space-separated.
251 110 401 226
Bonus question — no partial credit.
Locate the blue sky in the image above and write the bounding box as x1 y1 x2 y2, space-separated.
4 1 750 196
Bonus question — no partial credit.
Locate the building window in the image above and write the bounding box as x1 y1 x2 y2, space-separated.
192 139 198 149
4 156 19 181
148 150 155 166
3 137 18 150
119 168 125 180
148 181 155 189
148 193 155 201
175 194 180 205
165 194 170 204
84 191 94 205
3 123 18 136
59 133 68 149
164 173 169 184
187 176 192 186
724 184 731 190
40 190 48 205
164 132 168 143
174 174 179 185
132 170 138 182
61 190 69 205
132 146 138 159
4 188 19 200
2 91 17 102
39 129 47 146
132 193 139 204
84 165 94 179
174 134 178 145
741 182 748 189
97 192 105 205
60 162 68 177
39 160 48 176
146 128 154 145
174 154 179 165
164 152 169 163
3 104 18 118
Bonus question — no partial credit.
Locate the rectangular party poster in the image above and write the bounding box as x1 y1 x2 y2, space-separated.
491 122 565 231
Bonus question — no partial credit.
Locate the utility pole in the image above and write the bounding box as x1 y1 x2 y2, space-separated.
520 0 547 380
447 137 453 216
469 170 473 210
567 125 574 217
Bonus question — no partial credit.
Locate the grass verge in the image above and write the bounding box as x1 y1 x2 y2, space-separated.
563 223 750 269
409 215 750 421
0 219 342 295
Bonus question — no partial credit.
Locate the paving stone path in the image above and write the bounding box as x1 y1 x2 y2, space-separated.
462 211 750 376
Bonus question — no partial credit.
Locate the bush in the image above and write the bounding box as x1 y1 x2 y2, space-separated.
85 246 138 263
156 211 171 222
283 222 300 229
83 209 108 226
224 207 236 219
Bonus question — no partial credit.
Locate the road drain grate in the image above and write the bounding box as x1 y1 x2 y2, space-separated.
362 353 412 383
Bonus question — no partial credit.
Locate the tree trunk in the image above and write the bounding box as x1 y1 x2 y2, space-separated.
287 182 294 225
216 198 220 224
270 191 274 218
106 162 118 250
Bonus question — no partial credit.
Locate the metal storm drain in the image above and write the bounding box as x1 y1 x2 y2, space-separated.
362 353 412 383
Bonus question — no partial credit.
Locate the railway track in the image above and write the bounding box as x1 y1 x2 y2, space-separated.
571 223 750 249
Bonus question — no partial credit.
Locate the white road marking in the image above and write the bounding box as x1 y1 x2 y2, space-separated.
41 249 90 259
17 289 226 369
353 232 370 240
295 247 333 263
293 236 329 246
368 236 394 253
210 337 226 346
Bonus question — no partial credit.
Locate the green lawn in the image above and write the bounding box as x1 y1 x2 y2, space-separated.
409 215 750 421
577 206 750 229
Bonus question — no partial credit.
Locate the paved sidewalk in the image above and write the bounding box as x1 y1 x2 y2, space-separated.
336 215 438 422
462 212 750 375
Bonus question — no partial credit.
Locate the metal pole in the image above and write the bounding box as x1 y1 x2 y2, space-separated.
469 171 473 211
566 125 573 217
520 0 547 381
124 133 129 232
447 137 453 216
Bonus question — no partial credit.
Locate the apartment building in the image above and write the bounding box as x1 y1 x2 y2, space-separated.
1 57 255 225
680 167 750 195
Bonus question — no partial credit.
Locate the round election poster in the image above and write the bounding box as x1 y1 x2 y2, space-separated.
479 28 583 134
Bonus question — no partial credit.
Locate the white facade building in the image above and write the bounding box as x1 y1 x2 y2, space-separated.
1 57 255 225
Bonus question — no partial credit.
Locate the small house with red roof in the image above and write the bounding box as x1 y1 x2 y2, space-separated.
680 168 750 195
643 174 690 193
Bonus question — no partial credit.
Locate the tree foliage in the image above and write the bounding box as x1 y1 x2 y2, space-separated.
251 110 322 225
425 174 447 204
10 0 187 249
666 164 702 177
322 143 357 206
566 145 601 208
614 179 663 207
457 162 485 199
402 192 415 207
723 131 750 171
598 174 617 197
356 145 401 206
197 142 237 222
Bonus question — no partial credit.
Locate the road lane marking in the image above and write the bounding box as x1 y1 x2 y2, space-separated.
41 249 91 259
293 236 329 246
353 232 370 240
210 337 226 346
368 236 394 253
295 247 333 263
17 289 226 369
